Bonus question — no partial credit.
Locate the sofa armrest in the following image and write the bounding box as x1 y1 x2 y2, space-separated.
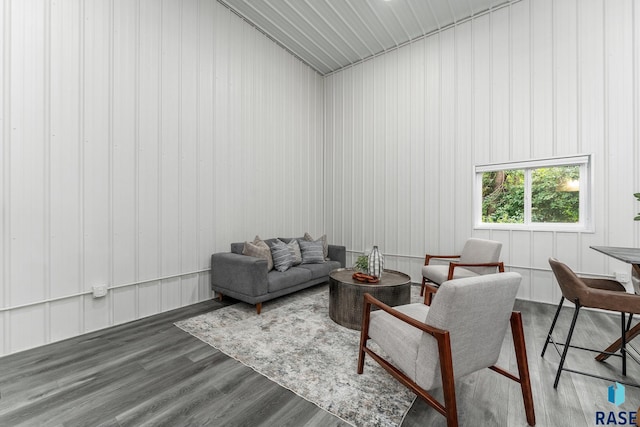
328 244 346 268
211 252 268 297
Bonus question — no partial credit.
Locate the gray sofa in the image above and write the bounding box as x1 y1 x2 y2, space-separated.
211 237 346 314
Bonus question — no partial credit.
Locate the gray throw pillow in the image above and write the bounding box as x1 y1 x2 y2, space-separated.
303 232 329 260
299 240 325 264
270 240 294 272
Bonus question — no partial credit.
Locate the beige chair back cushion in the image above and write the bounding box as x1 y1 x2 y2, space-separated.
459 238 503 275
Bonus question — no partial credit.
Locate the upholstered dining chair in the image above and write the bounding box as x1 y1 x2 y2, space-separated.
358 272 535 427
543 258 640 388
421 238 504 302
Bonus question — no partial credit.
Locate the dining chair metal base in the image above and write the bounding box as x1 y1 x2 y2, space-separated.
541 296 640 388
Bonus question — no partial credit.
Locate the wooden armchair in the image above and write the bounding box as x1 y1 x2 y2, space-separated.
422 238 504 303
358 272 535 427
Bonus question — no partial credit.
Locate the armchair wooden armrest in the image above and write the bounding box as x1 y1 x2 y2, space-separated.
424 254 461 266
447 261 505 280
360 293 445 338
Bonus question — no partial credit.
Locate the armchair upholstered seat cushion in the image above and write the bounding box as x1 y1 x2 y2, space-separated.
420 266 478 285
368 303 429 379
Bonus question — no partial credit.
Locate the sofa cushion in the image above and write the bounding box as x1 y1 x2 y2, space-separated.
242 236 273 271
296 260 341 280
299 240 325 264
270 240 294 272
268 267 313 293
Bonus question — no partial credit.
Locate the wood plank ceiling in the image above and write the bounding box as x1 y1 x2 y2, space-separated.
219 0 516 75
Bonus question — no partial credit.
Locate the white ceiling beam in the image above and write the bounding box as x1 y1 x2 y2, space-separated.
364 1 400 47
243 0 339 72
323 0 376 58
283 0 354 64
342 1 386 53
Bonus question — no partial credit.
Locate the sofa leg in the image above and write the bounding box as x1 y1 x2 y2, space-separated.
256 303 262 315
218 293 223 302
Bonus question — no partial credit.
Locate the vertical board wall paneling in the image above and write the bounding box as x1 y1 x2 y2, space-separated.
396 45 411 275
137 0 162 318
636 0 640 249
605 0 635 248
179 0 199 306
510 0 531 161
361 60 375 253
112 0 138 324
11 0 47 313
424 35 441 252
1 0 324 356
159 0 182 312
530 0 554 158
342 67 353 252
83 0 111 333
491 8 510 162
553 0 578 156
373 55 386 247
49 0 82 341
453 23 474 247
196 0 215 299
324 0 640 303
472 15 491 165
408 39 425 280
384 50 398 265
439 30 456 252
577 0 607 273
1 0 8 355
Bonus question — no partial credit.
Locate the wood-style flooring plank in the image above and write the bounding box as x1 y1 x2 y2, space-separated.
2 292 640 426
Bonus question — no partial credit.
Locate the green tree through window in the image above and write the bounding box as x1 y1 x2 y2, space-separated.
531 166 579 223
482 170 524 223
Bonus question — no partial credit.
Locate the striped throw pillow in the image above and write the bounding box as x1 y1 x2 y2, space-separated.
303 232 329 260
270 240 294 272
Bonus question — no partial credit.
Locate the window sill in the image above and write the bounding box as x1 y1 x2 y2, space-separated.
474 223 594 233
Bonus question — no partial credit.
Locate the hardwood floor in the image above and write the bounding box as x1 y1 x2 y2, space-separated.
1 288 640 426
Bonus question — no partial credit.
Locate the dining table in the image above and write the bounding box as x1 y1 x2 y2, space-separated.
590 246 640 362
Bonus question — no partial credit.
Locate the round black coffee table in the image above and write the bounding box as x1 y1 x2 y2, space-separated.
329 268 411 330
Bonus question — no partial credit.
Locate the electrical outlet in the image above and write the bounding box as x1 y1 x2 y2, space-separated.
92 285 108 298
615 272 630 283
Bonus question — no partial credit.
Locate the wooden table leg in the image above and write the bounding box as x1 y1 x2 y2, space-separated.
596 322 640 362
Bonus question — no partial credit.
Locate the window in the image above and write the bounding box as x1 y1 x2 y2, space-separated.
474 155 592 231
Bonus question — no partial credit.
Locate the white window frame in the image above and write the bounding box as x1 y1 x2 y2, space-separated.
473 154 593 232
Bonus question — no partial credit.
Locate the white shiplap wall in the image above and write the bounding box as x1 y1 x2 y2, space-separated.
324 0 640 304
0 0 324 356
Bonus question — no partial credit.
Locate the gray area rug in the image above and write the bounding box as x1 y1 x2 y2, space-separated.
175 284 422 427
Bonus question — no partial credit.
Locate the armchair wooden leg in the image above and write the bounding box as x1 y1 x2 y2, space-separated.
511 312 536 426
218 292 223 302
436 332 458 427
256 303 262 315
420 277 426 296
358 297 373 374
